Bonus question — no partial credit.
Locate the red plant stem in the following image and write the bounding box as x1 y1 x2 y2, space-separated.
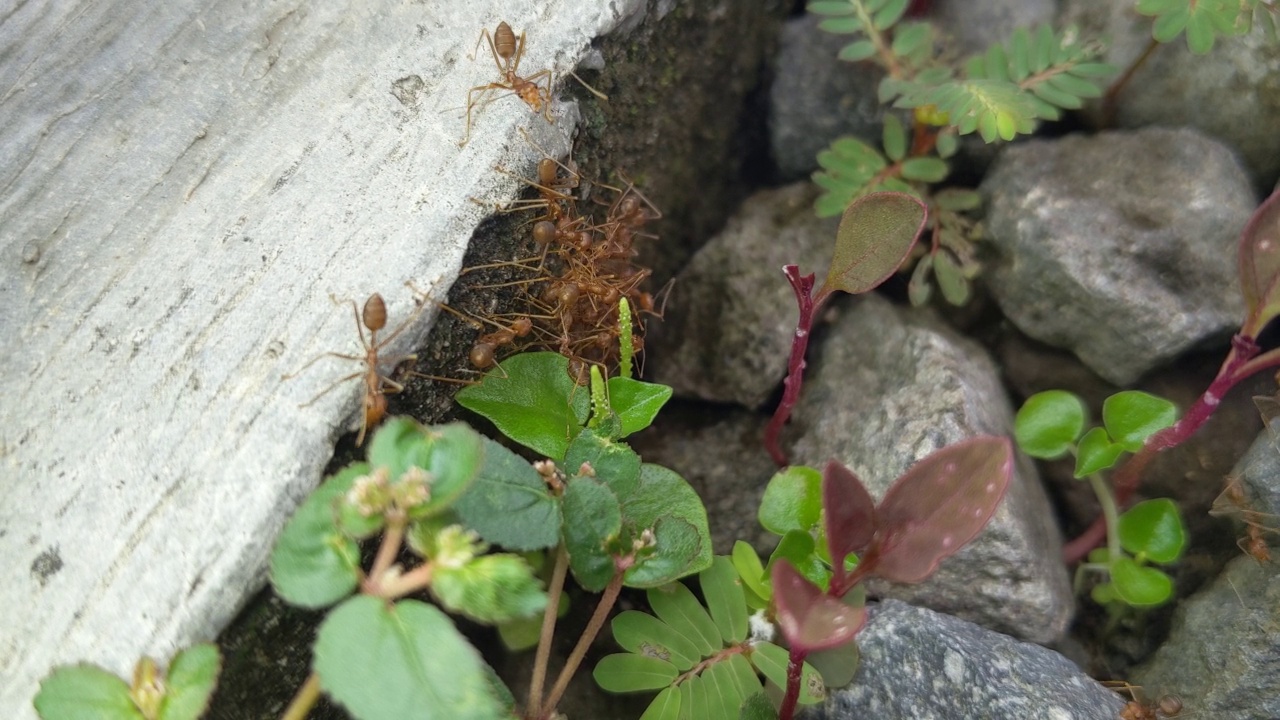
779 645 809 720
764 266 824 467
537 562 630 719
1101 37 1160 128
1063 333 1273 563
527 545 571 716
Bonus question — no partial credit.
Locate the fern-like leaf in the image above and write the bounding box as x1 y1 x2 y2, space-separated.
963 25 1112 125
1137 0 1244 53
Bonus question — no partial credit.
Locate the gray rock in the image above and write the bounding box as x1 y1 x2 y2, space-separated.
1132 555 1280 719
980 128 1252 385
648 183 838 409
932 0 1059 56
1061 0 1280 188
1228 418 1280 519
803 600 1126 720
770 14 887 181
791 294 1074 644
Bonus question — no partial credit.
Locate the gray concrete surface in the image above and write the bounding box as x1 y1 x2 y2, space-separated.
0 0 641 715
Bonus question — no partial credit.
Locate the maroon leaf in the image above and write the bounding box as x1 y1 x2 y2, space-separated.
772 560 867 653
872 436 1013 584
822 460 877 589
1238 188 1280 336
816 192 928 301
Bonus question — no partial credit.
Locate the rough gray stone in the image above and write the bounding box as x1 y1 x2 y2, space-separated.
648 183 838 409
769 14 887 182
1228 419 1280 519
791 294 1074 644
1132 555 1280 719
1061 0 1280 188
932 0 1059 56
980 127 1252 385
803 600 1126 720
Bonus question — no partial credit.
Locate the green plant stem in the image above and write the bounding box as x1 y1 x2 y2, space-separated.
537 567 627 719
851 0 903 78
1087 473 1122 562
280 672 321 720
527 544 571 716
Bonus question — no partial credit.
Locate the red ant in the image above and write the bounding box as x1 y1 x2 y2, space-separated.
1107 681 1184 720
459 21 553 146
1211 474 1278 564
282 293 418 445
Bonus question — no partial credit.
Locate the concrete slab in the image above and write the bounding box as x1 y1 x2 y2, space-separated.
0 0 641 715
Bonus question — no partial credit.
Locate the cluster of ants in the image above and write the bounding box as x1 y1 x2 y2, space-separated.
282 20 658 445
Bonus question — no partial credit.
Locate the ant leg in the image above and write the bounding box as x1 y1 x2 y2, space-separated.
281 351 364 381
298 371 364 407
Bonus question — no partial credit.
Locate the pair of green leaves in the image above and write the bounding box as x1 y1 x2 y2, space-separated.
35 646 221 720
1014 390 1178 478
592 558 823 720
1086 498 1188 607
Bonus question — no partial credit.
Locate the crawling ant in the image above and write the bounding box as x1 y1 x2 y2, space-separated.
282 293 418 445
1211 474 1279 564
459 21 553 146
1107 681 1183 720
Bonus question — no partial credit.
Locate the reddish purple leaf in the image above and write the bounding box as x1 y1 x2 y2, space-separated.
816 192 927 301
772 560 867 653
872 436 1013 584
1238 188 1280 336
822 460 877 589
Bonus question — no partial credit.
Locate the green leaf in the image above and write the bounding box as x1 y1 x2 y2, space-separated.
455 352 590 460
608 376 673 437
562 476 623 592
891 21 931 58
758 466 823 536
882 115 906 162
1118 499 1187 564
767 530 829 591
1110 557 1174 607
907 254 933 306
1152 7 1190 43
934 130 958 159
593 654 679 693
748 643 825 705
1045 72 1103 99
703 661 747 720
452 437 560 551
640 686 682 720
818 192 927 299
933 188 980 212
806 639 861 690
409 422 486 519
872 0 909 29
647 582 722 658
1074 427 1126 477
899 157 949 182
611 610 702 670
158 644 221 720
838 40 877 61
1014 390 1087 459
269 464 365 608
565 427 642 497
732 541 771 603
431 553 547 623
726 654 764 701
932 250 970 305
701 556 750 645
313 596 501 720
619 464 714 587
738 692 778 720
34 664 144 720
1102 391 1178 452
809 1 856 17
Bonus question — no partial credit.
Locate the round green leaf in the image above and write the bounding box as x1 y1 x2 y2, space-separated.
767 530 829 591
269 464 365 608
314 596 500 720
593 654 679 693
1074 426 1125 477
1103 391 1178 451
452 437 560 551
566 427 642 498
1118 498 1187 563
561 476 623 592
618 464 713 587
1014 390 1087 459
158 644 221 720
758 466 823 536
34 664 143 720
1110 557 1174 607
455 352 589 460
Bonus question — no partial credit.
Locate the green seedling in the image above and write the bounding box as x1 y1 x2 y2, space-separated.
35 645 221 720
1015 390 1187 607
